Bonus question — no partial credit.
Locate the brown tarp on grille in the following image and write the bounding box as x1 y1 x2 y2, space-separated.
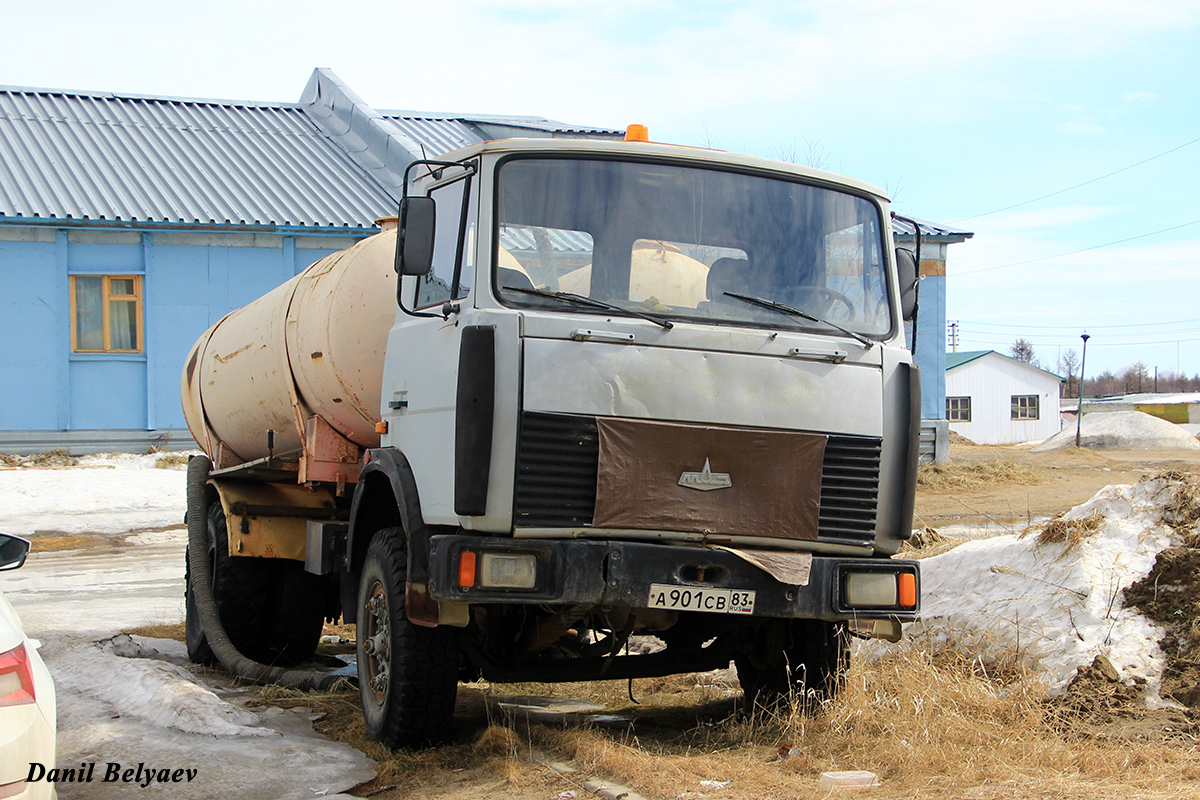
593 418 827 540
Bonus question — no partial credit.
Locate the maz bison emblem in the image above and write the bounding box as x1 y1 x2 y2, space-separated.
678 458 732 491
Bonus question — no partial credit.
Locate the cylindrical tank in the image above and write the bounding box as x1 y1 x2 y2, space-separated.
182 228 398 464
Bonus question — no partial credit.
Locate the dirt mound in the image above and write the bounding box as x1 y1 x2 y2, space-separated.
1057 655 1145 720
1033 410 1200 452
1121 472 1200 707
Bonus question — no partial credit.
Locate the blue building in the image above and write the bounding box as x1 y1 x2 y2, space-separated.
0 68 969 456
893 219 974 462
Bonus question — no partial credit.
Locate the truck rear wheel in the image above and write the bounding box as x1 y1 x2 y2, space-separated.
735 619 848 711
357 528 459 748
185 502 272 665
265 562 327 665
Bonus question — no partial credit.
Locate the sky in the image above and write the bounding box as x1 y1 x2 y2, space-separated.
5 0 1200 378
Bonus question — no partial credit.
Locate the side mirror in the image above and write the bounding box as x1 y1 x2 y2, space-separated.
895 247 918 321
395 196 436 277
0 533 30 571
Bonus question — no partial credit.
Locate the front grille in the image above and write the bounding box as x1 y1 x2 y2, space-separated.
513 412 881 543
513 412 599 527
816 436 882 545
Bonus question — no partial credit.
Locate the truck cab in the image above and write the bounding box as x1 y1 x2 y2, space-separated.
352 138 921 744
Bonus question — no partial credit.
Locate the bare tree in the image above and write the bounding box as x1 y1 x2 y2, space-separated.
1123 361 1150 393
1057 348 1080 397
1009 338 1036 364
774 138 830 170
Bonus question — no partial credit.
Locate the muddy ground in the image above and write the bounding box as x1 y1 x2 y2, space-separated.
915 442 1200 529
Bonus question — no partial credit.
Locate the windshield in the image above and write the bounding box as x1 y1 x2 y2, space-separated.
493 157 891 338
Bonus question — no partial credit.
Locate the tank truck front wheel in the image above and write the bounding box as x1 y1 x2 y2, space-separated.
735 619 849 711
357 528 459 749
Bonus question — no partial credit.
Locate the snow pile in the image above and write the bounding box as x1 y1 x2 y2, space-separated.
1034 410 1200 452
912 476 1184 698
50 634 273 737
0 452 194 536
46 634 378 799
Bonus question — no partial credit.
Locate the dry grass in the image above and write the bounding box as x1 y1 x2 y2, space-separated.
0 449 79 468
1026 510 1105 550
917 459 1043 489
239 641 1200 800
1159 470 1200 538
28 533 109 552
125 622 187 640
153 453 190 469
510 645 1198 800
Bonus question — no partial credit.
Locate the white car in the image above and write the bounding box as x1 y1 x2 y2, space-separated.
0 533 56 800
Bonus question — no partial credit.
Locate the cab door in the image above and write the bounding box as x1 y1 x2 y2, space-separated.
380 169 478 525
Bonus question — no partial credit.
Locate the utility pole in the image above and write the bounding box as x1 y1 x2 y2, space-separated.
1154 366 1158 393
1076 333 1090 448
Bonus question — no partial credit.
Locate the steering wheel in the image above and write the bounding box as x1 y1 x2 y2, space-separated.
781 286 855 321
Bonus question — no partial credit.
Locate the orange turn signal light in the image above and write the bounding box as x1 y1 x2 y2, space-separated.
374 421 388 434
625 124 649 142
898 572 917 608
458 551 477 589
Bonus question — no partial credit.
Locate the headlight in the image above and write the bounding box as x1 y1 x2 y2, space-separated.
844 572 898 607
478 553 538 590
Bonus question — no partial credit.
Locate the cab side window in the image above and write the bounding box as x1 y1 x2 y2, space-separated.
415 175 474 309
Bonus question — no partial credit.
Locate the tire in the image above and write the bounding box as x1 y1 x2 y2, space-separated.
357 528 459 748
263 561 327 666
185 502 272 664
735 619 849 711
185 547 216 666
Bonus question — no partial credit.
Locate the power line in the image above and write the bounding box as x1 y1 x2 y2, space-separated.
954 219 1200 277
951 134 1200 222
962 327 1200 339
959 316 1200 330
960 334 1200 347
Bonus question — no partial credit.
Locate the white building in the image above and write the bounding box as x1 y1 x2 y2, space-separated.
945 351 1064 445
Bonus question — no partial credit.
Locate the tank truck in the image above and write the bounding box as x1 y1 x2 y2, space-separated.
181 130 924 748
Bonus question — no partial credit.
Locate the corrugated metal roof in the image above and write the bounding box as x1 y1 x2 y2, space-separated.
893 216 973 241
947 349 1064 380
945 350 992 369
383 110 622 137
379 116 484 158
0 87 396 229
499 226 594 253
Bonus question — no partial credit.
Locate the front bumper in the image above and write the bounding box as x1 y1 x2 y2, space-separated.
427 535 919 621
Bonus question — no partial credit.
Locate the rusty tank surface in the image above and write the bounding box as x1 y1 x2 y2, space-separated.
181 225 397 475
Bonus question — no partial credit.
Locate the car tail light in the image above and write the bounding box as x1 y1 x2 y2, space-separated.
0 643 36 707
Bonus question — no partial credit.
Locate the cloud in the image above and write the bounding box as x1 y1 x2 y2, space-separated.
1056 120 1109 137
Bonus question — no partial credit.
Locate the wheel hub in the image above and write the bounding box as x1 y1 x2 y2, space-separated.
363 582 390 703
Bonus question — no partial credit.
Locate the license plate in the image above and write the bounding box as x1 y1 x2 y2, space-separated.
648 584 756 614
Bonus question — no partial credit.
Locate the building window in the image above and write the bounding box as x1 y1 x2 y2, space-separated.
1011 394 1039 420
946 396 971 422
71 275 143 353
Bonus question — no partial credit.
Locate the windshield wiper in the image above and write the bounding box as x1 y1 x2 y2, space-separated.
723 292 874 349
506 286 673 330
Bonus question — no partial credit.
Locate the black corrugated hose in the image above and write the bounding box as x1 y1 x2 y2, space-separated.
186 455 350 691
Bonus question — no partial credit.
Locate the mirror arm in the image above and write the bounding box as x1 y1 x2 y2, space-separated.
892 212 923 355
394 159 478 318
402 159 478 197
